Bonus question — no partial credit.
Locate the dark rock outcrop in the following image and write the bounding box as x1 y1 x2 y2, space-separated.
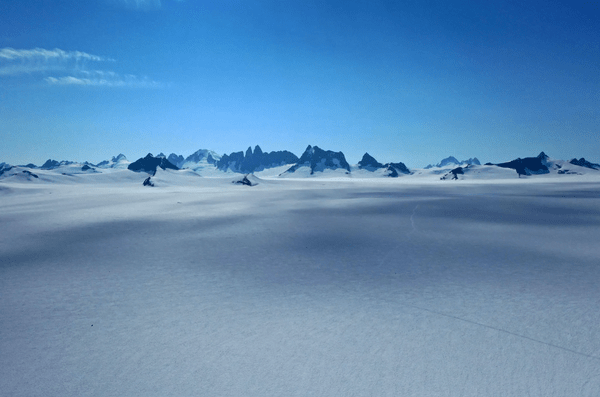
232 174 259 186
40 159 60 170
357 153 410 177
22 170 39 178
440 166 464 180
167 153 185 168
425 156 481 169
495 152 549 176
0 164 12 177
143 176 154 186
385 162 410 177
569 158 600 170
128 153 179 175
358 153 384 170
217 145 299 173
285 145 351 175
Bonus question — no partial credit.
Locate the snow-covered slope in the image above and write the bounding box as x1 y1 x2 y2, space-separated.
96 154 130 169
1 177 599 396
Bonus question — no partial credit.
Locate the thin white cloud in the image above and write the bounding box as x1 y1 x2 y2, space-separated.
0 47 113 62
45 75 164 88
110 0 184 10
0 47 113 76
1 47 164 88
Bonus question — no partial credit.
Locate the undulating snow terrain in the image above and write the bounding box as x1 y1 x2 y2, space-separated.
1 172 600 396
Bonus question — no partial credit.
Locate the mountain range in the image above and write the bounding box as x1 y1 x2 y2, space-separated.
424 156 481 169
2 147 599 183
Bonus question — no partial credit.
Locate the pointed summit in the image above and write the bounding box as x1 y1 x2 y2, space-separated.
358 153 384 169
284 145 350 174
216 146 298 173
112 154 127 162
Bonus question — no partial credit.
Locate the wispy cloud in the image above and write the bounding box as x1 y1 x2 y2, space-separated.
110 0 184 10
45 74 164 88
0 47 113 76
0 48 113 62
1 47 164 88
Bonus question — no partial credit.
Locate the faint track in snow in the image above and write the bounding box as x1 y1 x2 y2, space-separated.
407 204 419 238
393 299 600 362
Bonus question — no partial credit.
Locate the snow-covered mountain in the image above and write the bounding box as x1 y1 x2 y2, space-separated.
425 156 481 169
356 153 410 177
96 154 130 169
217 145 298 173
40 159 77 170
179 149 221 170
127 153 179 175
282 145 351 176
434 151 600 181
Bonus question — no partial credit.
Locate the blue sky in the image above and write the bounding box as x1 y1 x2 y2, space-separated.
1 0 598 167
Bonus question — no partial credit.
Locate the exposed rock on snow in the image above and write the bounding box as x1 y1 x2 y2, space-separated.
495 152 550 176
358 153 384 170
356 153 411 177
22 170 39 179
143 176 154 187
425 156 481 169
232 173 260 186
167 153 185 168
40 159 61 170
283 145 351 175
217 145 298 173
128 153 179 175
440 166 465 180
96 154 129 169
570 158 600 170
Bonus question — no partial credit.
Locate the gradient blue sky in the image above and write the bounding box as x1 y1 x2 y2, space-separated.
1 0 598 167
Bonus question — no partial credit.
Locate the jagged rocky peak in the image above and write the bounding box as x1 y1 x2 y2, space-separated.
112 154 127 162
569 157 600 170
128 153 179 175
40 159 60 170
357 152 410 177
217 145 299 173
495 153 549 177
167 153 185 168
358 153 384 169
438 156 460 167
284 145 351 175
426 156 481 168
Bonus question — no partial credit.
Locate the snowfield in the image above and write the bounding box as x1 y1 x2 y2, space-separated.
1 174 600 396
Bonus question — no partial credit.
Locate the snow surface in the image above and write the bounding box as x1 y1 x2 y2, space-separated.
1 175 600 396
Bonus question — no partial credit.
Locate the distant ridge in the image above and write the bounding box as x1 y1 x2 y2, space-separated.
284 145 350 175
217 145 298 173
357 153 410 177
569 157 600 170
425 156 480 169
495 152 550 176
128 153 179 175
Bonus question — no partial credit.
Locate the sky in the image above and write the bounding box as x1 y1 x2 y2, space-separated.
1 0 598 168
